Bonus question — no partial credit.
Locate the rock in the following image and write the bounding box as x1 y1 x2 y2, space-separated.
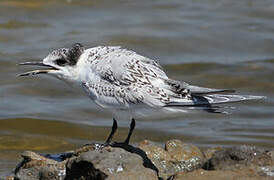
203 145 273 171
12 143 158 180
13 151 67 180
7 140 274 180
267 150 274 162
165 139 204 162
139 139 204 179
66 145 158 180
257 166 274 177
202 147 223 160
200 146 274 179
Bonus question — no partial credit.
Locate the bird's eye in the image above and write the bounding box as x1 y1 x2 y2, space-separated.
55 59 67 66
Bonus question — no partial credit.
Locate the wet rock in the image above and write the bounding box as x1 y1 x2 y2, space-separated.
203 145 273 171
13 151 67 180
7 140 274 180
165 139 204 162
139 139 204 179
268 150 274 161
202 147 223 160
11 143 158 180
66 144 158 180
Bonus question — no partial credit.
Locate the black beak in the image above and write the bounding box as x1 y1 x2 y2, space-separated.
19 61 53 67
18 61 57 77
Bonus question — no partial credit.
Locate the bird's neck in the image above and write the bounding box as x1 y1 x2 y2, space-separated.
69 52 95 85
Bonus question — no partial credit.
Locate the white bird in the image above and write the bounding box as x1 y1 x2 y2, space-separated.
19 43 265 145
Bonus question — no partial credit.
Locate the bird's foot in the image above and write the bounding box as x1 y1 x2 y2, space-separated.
111 118 136 148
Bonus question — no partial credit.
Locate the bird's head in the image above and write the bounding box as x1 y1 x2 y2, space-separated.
19 43 85 81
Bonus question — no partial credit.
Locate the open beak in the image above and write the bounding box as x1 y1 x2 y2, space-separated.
18 61 58 77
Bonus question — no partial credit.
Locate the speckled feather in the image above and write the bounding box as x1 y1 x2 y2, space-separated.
81 46 187 109
72 46 264 110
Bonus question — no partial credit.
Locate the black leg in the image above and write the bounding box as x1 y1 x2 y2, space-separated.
124 118 135 145
105 118 118 145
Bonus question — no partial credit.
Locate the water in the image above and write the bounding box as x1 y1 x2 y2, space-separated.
1 0 274 176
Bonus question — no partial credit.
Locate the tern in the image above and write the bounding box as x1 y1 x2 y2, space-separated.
19 43 265 145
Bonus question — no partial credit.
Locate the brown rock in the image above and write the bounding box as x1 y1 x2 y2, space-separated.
14 151 67 180
9 141 273 180
268 150 274 161
165 139 204 161
203 145 273 171
139 139 204 179
203 147 223 160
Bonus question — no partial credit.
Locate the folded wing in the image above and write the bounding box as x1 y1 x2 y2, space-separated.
165 79 265 107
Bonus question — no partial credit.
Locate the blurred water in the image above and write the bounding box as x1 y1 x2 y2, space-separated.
0 0 274 176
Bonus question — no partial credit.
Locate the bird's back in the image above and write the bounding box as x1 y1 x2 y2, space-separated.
80 46 179 109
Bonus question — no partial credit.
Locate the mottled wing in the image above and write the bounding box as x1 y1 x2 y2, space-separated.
85 46 171 107
164 79 235 95
89 47 167 83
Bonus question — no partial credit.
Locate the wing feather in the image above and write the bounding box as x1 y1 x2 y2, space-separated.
83 46 265 109
85 46 170 107
167 94 266 107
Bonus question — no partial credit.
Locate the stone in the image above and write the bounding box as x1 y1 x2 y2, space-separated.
13 151 67 180
11 143 158 180
66 145 158 180
268 150 274 161
139 139 204 179
7 141 274 180
203 145 273 171
202 147 223 160
165 139 205 162
257 166 274 177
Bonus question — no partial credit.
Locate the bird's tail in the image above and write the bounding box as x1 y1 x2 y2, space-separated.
165 94 265 114
163 79 266 113
166 94 266 107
